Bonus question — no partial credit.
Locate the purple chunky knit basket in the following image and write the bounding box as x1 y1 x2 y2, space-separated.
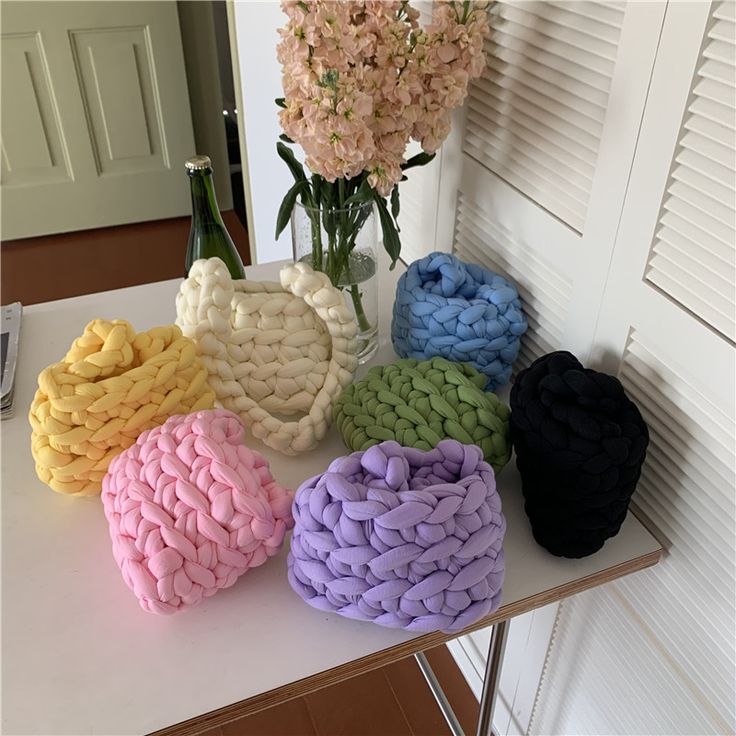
287 440 506 633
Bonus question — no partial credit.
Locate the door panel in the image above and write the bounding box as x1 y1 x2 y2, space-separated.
71 28 157 168
453 1 666 373
446 4 668 732
1 32 71 186
0 1 195 240
534 3 736 732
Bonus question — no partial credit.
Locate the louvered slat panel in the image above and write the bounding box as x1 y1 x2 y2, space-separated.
714 0 735 21
455 196 572 309
533 587 726 734
652 240 732 297
521 1 622 44
616 330 736 719
496 3 619 67
648 255 732 318
658 209 733 265
674 148 735 196
471 73 601 156
549 0 625 28
654 225 728 276
466 104 592 197
698 57 735 87
670 154 733 209
490 42 610 104
484 53 606 127
467 95 595 181
464 131 585 229
646 1 736 341
453 193 572 369
464 1 624 232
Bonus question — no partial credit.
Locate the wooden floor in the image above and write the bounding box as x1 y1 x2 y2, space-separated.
0 211 251 306
202 647 479 736
0 216 480 735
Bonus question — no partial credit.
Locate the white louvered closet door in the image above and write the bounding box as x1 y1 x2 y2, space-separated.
532 2 736 733
443 3 669 733
449 0 666 369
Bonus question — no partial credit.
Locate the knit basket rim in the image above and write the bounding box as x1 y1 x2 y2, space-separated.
30 319 214 496
61 335 187 387
48 320 187 376
176 257 358 454
339 439 486 491
406 251 507 299
392 253 527 393
288 438 506 633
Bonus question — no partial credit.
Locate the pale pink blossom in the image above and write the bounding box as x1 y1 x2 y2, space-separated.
277 0 490 195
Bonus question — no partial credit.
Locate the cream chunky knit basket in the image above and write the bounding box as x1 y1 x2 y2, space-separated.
176 257 358 454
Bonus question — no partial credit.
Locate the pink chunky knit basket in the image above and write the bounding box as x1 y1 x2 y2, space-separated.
102 409 293 614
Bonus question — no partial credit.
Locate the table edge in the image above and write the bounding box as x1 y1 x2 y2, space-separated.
149 545 662 736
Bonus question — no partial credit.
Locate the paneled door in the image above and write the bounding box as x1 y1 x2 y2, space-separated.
1 1 195 240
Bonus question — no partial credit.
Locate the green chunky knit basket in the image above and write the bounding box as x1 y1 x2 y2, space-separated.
335 357 511 471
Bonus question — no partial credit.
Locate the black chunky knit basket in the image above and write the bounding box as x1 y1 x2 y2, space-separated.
510 351 649 558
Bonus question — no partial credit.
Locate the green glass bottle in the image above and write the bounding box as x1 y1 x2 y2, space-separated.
184 155 246 279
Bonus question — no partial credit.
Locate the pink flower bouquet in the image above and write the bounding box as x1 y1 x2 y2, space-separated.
274 0 490 345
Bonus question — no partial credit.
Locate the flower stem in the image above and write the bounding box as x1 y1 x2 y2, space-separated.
349 283 372 334
303 179 376 340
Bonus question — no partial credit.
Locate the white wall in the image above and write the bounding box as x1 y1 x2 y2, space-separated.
231 0 294 263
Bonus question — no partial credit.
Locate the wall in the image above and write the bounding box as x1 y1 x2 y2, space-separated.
230 0 294 263
178 0 233 209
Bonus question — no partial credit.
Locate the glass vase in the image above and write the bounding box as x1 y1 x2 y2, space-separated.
291 199 378 363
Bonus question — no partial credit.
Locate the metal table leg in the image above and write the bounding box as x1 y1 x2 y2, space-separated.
415 652 465 736
476 619 509 736
415 618 510 736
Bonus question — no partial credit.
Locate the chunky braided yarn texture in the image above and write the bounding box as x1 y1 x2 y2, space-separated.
392 252 527 391
335 357 511 472
510 351 649 559
176 257 358 455
102 409 293 614
288 440 506 633
29 320 214 497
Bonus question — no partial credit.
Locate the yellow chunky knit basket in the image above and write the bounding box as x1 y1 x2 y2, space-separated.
29 319 215 497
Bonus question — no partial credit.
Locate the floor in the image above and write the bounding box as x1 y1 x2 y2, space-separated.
0 210 251 306
1 216 480 735
202 647 479 736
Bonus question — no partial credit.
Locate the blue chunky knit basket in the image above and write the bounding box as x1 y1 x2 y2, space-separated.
392 252 527 391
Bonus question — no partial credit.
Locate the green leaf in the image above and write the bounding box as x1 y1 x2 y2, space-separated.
275 180 309 239
275 97 286 108
390 186 400 223
344 178 373 206
321 179 335 209
312 174 323 210
401 152 436 171
374 195 401 268
279 133 295 143
276 141 306 183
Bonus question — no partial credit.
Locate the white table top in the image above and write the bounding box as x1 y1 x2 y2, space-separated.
1 259 661 736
